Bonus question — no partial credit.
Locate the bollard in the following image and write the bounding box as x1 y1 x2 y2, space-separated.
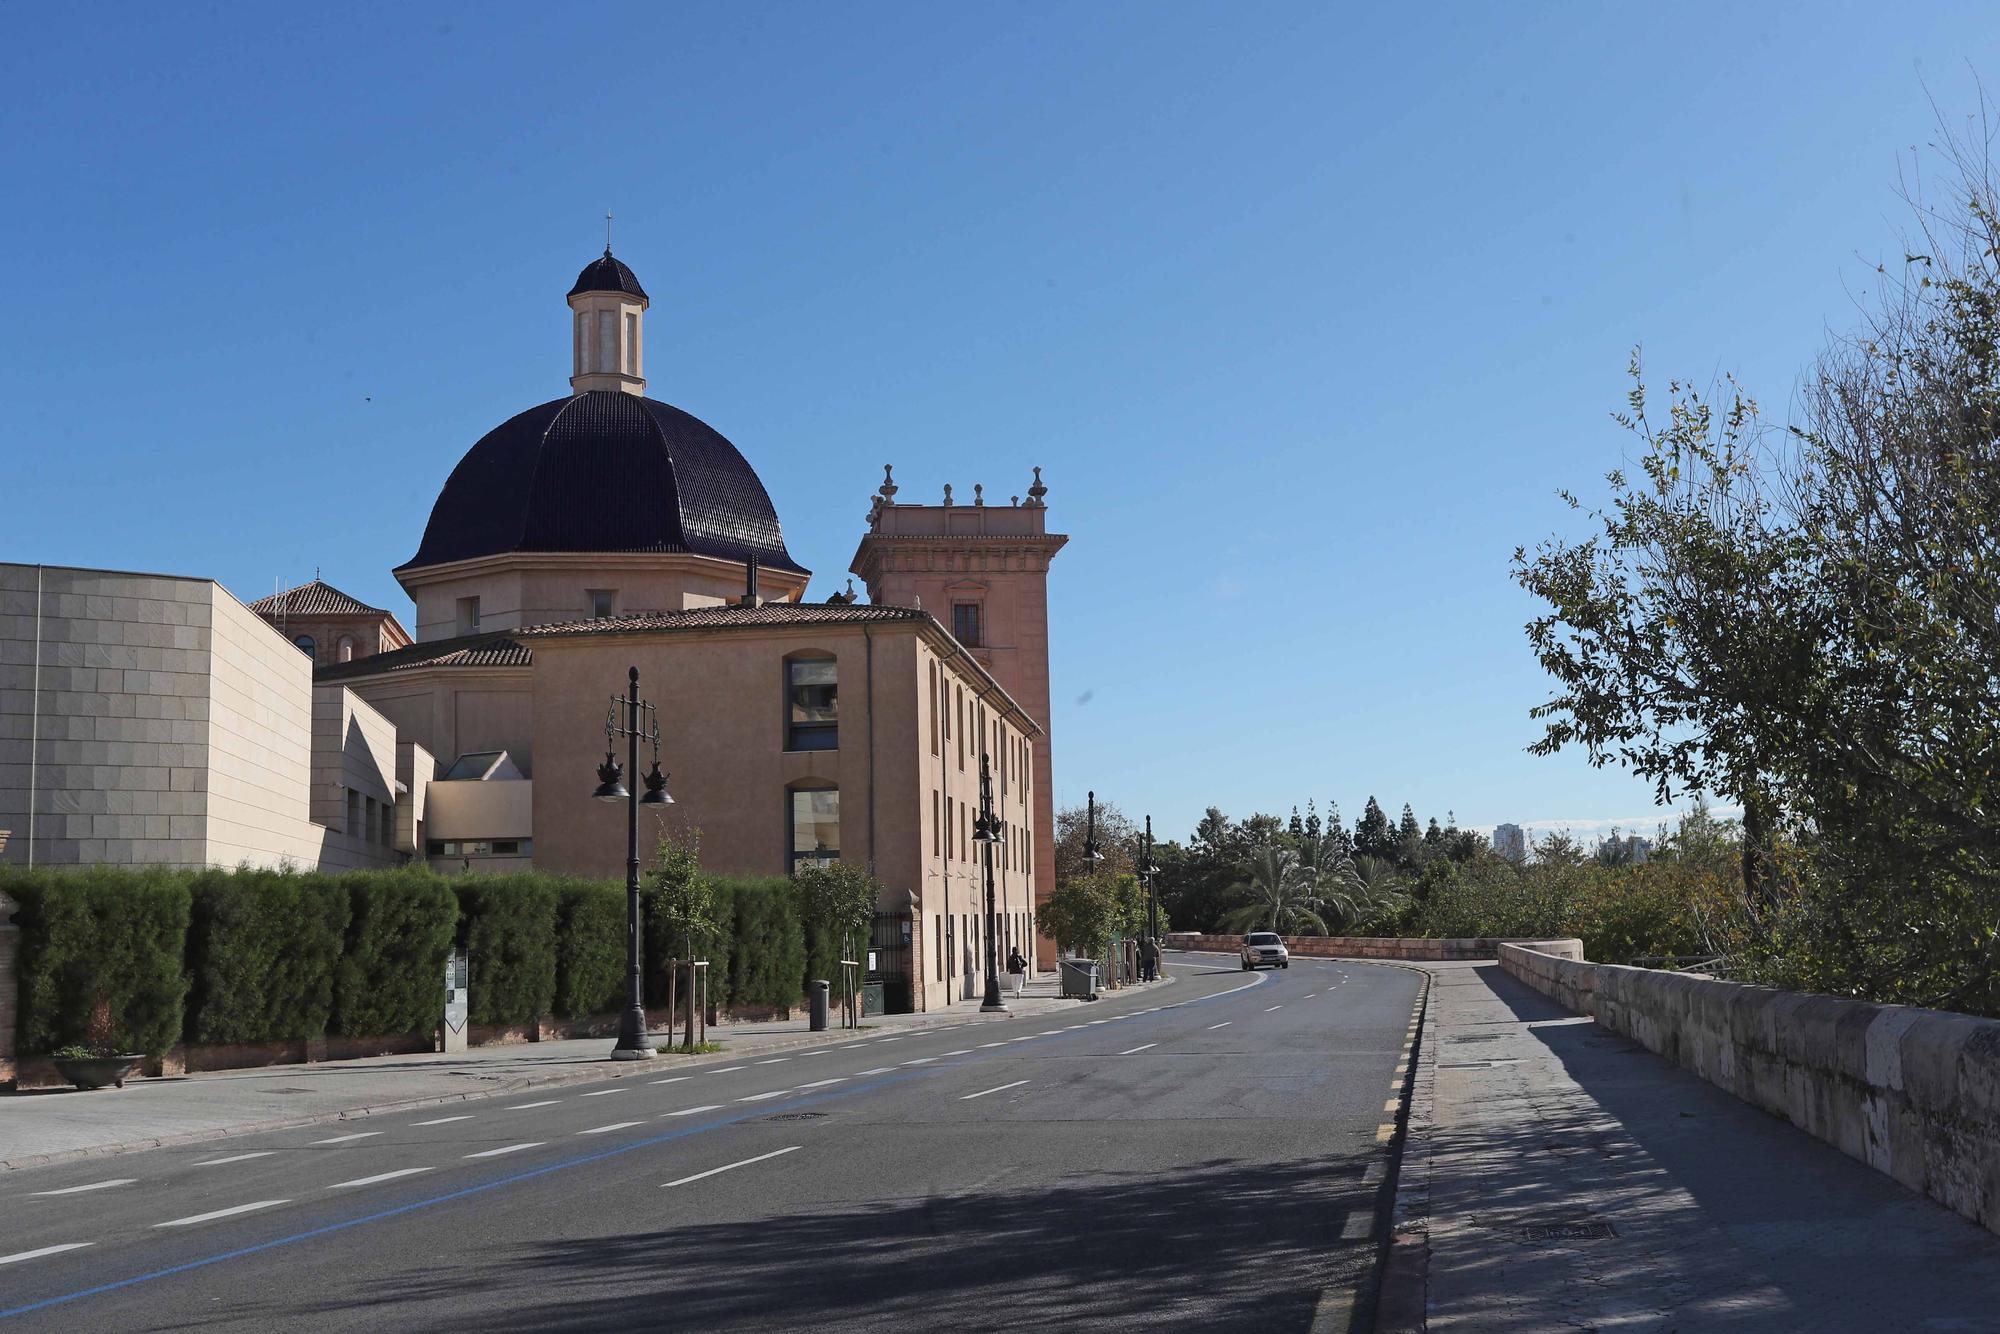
809 979 831 1032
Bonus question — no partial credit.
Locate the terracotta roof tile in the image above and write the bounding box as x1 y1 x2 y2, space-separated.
519 602 926 637
314 632 530 681
250 579 389 618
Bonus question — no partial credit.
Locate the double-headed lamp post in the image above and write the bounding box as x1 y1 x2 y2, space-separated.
591 665 672 1060
1083 790 1105 870
1140 814 1163 978
972 752 1009 1014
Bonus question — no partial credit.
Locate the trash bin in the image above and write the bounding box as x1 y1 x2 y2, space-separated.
1058 958 1098 999
809 979 830 1032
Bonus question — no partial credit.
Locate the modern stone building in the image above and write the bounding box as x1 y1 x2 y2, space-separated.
0 247 1066 1012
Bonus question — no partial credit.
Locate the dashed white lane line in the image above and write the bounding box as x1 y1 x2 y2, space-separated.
0 1243 94 1265
1341 1212 1375 1241
756 1058 790 1065
1119 1043 1158 1055
796 1078 846 1089
581 1088 627 1097
942 1049 974 1057
464 1143 543 1159
877 1037 905 1043
578 1121 646 1135
662 1145 800 1189
961 1080 1029 1101
978 1042 1008 1049
328 1167 432 1190
1038 1029 1061 1036
30 1179 134 1197
505 1100 562 1111
1266 1005 1285 1012
663 1104 725 1118
707 1067 747 1074
1086 1020 1108 1026
650 1077 691 1086
1304 993 1318 999
411 1115 474 1126
902 1057 937 1065
312 1131 382 1145
195 1152 274 1167
1208 1022 1233 1030
737 1090 790 1103
856 1067 895 1076
156 1200 289 1228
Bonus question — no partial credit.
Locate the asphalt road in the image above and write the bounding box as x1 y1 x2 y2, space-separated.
0 953 1422 1332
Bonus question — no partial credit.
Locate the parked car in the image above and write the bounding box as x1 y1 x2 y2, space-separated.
1241 932 1290 970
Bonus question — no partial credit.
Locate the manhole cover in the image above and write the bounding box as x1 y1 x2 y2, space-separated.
765 1111 829 1122
1517 1222 1618 1242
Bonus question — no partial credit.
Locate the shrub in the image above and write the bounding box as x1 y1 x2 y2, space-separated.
186 867 349 1044
4 866 191 1057
554 879 627 1019
727 877 806 1009
453 874 559 1027
332 869 456 1037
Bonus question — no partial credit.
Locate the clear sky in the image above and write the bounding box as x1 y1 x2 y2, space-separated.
5 3 1995 846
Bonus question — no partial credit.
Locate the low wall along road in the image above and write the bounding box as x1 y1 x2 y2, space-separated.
1163 932 1583 963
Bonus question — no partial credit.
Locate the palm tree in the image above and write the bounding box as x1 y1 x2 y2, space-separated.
1220 846 1328 936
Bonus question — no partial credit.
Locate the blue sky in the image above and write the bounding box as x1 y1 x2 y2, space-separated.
4 4 1995 845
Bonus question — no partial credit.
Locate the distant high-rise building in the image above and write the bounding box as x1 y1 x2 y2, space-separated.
1492 823 1526 863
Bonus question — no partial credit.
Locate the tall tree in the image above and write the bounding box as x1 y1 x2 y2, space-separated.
1353 797 1395 861
1396 804 1424 866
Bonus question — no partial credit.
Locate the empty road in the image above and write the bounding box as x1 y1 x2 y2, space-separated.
0 953 1421 1331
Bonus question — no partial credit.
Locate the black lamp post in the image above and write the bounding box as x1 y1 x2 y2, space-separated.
1083 790 1104 870
593 666 671 1060
1141 814 1163 979
972 752 1009 1014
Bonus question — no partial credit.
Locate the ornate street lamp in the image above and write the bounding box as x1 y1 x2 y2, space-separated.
1141 814 1164 980
593 666 671 1060
971 752 1009 1014
1083 790 1105 869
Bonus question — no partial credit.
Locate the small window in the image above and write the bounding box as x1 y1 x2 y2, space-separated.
427 840 447 856
624 312 638 374
456 596 481 634
337 634 356 663
589 589 615 619
294 634 316 657
790 786 839 871
952 602 981 647
787 657 837 751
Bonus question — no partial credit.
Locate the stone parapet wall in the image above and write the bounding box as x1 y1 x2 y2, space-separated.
1498 942 2000 1238
1164 932 1584 963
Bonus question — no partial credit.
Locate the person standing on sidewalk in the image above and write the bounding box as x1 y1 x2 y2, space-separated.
1138 936 1159 982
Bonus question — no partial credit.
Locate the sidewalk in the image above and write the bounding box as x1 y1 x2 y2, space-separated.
0 975 1135 1172
1400 961 2000 1331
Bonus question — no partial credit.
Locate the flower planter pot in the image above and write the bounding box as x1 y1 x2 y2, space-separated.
54 1055 143 1090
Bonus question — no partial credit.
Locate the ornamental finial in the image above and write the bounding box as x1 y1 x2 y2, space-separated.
1027 466 1048 507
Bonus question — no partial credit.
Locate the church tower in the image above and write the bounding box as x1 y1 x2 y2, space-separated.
851 467 1067 962
567 247 648 396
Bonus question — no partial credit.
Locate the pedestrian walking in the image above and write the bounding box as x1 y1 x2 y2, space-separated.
1006 945 1028 997
1139 936 1159 982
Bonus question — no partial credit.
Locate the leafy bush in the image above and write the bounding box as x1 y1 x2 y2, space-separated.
555 879 627 1018
453 874 559 1027
332 869 456 1037
186 868 349 1043
4 866 191 1057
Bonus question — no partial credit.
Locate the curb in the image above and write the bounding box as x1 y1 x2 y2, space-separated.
0 978 1176 1175
1369 960 1436 1334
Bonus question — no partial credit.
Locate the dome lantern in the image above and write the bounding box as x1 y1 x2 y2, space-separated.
568 236 649 397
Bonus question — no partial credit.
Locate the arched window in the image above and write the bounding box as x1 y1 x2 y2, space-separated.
785 653 837 751
789 785 839 871
337 635 356 663
293 634 316 658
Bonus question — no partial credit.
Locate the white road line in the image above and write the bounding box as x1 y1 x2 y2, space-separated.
902 1057 936 1065
312 1131 381 1145
798 1050 828 1057
796 1078 846 1089
328 1167 432 1190
650 1076 691 1086
155 1200 288 1228
961 1080 1029 1101
943 1049 974 1056
1086 1020 1108 1026
978 1042 1008 1049
411 1116 474 1126
1341 1212 1374 1241
505 1100 561 1110
1266 1005 1285 1012
1119 1043 1158 1055
1008 1036 1036 1042
1208 1022 1233 1030
857 1066 895 1076
0 1243 93 1265
195 1152 274 1167
580 1088 627 1097
661 1145 800 1189
464 1143 543 1159
578 1121 646 1135
737 1090 790 1103
756 1058 789 1065
877 1037 904 1043
1038 1029 1061 1036
663 1104 724 1117
1305 993 1318 999
708 1066 747 1074
30 1179 134 1197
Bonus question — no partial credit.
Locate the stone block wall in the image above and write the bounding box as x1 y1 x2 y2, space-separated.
204 591 322 868
1499 941 2000 1238
1163 932 1585 963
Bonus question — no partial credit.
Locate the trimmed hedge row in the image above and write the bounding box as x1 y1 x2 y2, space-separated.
0 864 853 1056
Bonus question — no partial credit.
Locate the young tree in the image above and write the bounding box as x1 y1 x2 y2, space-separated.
1040 875 1116 958
646 829 713 1048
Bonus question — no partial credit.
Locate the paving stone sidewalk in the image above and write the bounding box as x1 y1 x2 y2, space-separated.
1400 961 2000 1332
0 974 1145 1172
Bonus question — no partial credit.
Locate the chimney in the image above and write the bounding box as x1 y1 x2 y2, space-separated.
741 554 761 606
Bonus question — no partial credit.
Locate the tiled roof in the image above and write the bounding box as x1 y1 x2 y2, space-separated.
314 632 531 681
398 391 807 577
568 251 648 300
250 579 388 618
520 602 928 637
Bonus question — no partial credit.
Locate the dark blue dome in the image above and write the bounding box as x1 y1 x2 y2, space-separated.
569 251 647 300
400 391 805 575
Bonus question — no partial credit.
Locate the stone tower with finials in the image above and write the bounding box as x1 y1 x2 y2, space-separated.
850 466 1067 964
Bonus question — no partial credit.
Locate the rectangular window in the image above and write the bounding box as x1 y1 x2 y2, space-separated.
624 312 637 375
456 596 480 634
932 790 940 856
787 658 838 750
956 688 965 770
928 661 939 754
597 308 616 373
790 787 840 870
589 589 615 619
936 915 944 981
952 602 982 647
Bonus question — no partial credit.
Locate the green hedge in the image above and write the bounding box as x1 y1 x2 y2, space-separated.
555 880 627 1019
332 870 457 1037
728 878 806 1010
186 868 349 1044
3 866 190 1057
452 874 558 1027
